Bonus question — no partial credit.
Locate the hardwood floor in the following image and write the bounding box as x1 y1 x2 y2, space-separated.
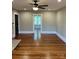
12 34 66 59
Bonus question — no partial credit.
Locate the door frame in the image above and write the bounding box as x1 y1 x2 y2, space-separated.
33 14 43 33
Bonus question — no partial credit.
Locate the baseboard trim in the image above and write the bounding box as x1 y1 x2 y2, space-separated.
56 32 66 43
19 31 56 34
42 31 56 34
19 31 66 42
19 31 34 34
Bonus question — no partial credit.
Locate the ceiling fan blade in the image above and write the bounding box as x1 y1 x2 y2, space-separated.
38 7 46 9
33 0 39 2
29 3 34 5
38 5 48 7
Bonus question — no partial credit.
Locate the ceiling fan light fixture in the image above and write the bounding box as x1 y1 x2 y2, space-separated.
24 8 27 10
33 7 38 11
58 0 62 2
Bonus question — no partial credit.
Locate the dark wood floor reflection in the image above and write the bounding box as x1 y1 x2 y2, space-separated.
12 34 66 59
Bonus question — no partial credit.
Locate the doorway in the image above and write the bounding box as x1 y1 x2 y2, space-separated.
33 14 42 40
15 15 19 36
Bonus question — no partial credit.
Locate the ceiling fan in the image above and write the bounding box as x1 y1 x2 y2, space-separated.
29 0 48 10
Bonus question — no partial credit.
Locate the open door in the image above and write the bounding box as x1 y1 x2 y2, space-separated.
33 14 42 40
15 15 19 36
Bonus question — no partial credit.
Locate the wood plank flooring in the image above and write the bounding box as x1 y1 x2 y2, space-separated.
12 34 66 59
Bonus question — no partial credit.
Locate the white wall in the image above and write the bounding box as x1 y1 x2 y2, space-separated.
19 12 33 33
12 8 66 42
42 12 56 33
12 10 19 38
56 7 66 42
19 11 56 33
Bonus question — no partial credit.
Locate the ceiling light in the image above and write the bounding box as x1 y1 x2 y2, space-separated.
58 0 62 2
24 8 27 10
33 7 38 11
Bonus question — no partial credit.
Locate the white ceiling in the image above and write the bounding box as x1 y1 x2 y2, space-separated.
12 0 66 11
